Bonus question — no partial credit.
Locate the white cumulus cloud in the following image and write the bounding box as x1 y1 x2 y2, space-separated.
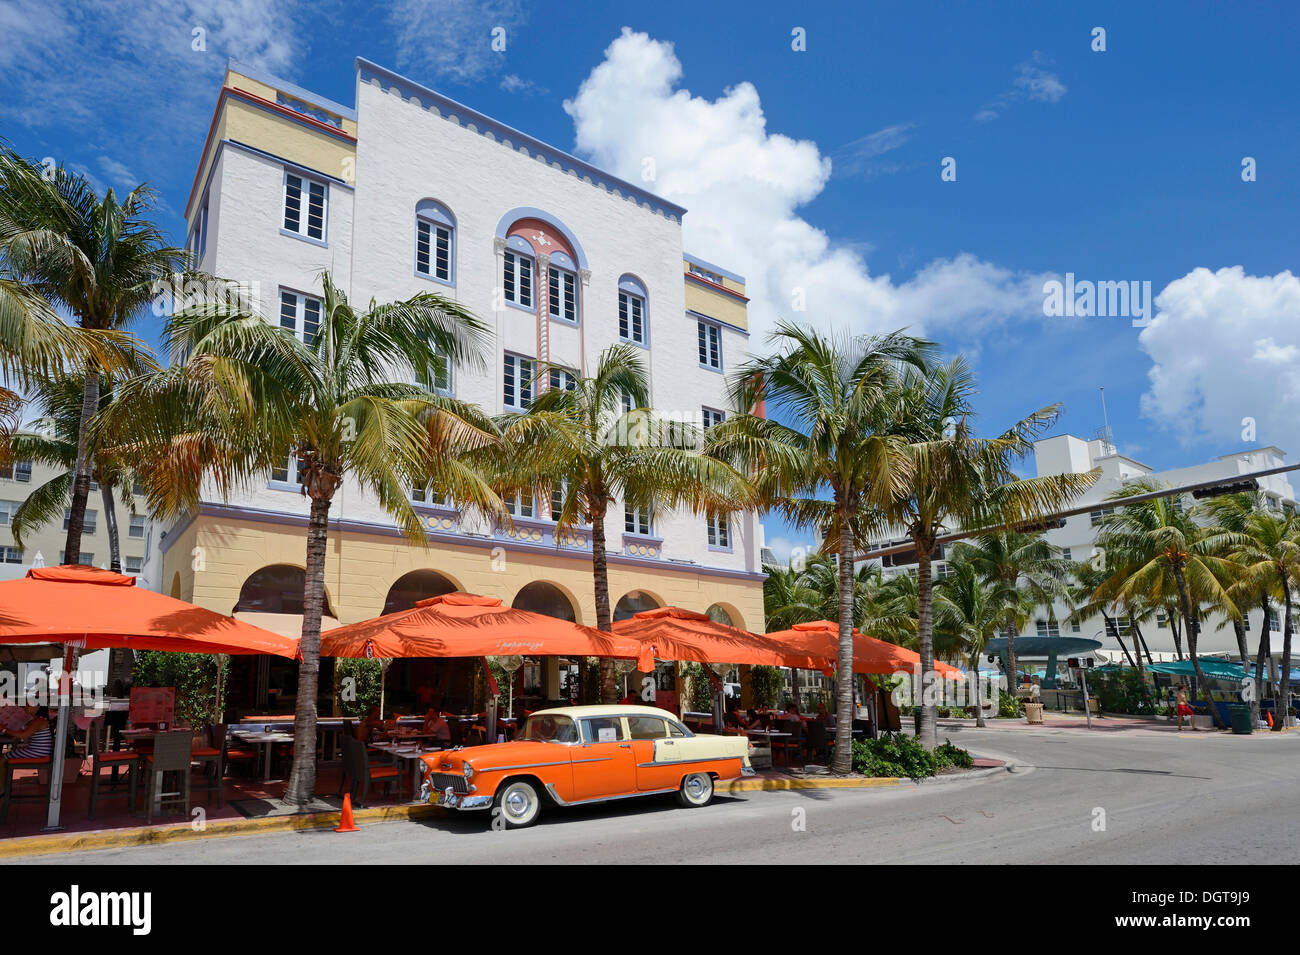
1140 266 1300 452
564 29 1050 345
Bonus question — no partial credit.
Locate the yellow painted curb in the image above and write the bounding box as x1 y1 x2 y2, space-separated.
0 802 444 861
720 776 902 792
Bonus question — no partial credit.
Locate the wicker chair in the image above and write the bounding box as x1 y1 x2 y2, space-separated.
87 718 140 819
141 730 193 824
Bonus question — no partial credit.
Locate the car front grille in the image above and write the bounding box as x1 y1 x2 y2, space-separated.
429 773 469 794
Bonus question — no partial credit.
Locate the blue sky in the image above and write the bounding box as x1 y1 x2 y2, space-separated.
2 0 1298 561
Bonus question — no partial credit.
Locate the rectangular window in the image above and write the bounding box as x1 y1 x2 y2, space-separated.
1071 620 1081 633
283 172 326 241
280 290 322 345
0 499 18 525
411 485 450 507
618 291 645 345
702 407 726 430
548 266 577 323
132 478 144 497
504 251 533 308
503 354 535 410
1089 507 1116 527
63 508 97 534
548 367 578 392
124 556 142 574
416 219 453 282
60 551 93 565
698 321 721 369
1035 619 1061 638
0 460 32 482
0 545 22 564
128 514 146 539
1157 612 1168 629
506 493 535 519
1062 547 1072 562
271 454 303 485
625 505 652 536
1104 617 1133 638
707 513 730 548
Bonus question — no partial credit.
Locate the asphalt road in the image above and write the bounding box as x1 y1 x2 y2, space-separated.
21 723 1300 864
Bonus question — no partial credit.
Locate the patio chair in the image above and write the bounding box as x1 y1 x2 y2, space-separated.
0 748 53 823
141 730 193 825
804 720 830 763
87 718 140 819
772 719 805 769
344 736 400 808
190 725 243 808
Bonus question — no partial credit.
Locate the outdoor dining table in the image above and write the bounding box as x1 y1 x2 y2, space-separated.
368 741 445 799
231 728 295 782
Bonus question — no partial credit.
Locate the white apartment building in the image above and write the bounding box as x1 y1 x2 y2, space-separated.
145 58 766 669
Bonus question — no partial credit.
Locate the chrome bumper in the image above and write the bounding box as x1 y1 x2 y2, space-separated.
741 766 756 777
422 781 492 810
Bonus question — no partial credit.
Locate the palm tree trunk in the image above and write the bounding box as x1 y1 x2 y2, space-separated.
100 480 121 573
1127 615 1146 675
1132 618 1155 667
590 510 617 704
971 649 986 728
1172 563 1224 729
1113 615 1137 669
1170 613 1184 660
1274 576 1293 731
1004 610 1018 695
830 515 856 774
1252 596 1270 725
915 537 938 750
284 494 331 806
63 372 100 565
1232 617 1249 671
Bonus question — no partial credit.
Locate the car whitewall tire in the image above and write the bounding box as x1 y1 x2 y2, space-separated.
677 772 714 808
494 780 541 828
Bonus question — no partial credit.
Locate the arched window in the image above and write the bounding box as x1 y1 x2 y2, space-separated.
233 564 336 618
383 569 458 615
512 581 576 622
618 274 648 346
503 235 535 310
415 199 455 285
705 603 734 627
614 590 660 622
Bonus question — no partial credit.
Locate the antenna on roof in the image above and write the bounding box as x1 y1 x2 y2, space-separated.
1094 387 1115 454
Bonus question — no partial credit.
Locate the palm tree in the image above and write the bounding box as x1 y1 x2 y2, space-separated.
934 560 1004 727
1093 481 1241 728
1207 503 1300 730
1067 560 1149 673
495 344 754 702
0 151 175 565
951 530 1071 687
868 359 1096 748
9 375 143 571
103 270 496 805
715 322 932 773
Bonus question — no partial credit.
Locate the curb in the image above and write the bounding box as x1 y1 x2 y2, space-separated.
721 775 903 792
0 802 445 861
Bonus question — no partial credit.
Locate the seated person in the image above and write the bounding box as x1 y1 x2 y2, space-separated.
422 708 451 742
741 708 763 729
354 705 384 741
0 704 53 793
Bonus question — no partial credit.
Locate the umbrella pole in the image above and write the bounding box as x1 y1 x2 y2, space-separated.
44 644 76 831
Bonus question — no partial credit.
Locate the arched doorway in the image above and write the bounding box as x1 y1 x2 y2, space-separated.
233 564 336 618
511 581 577 621
614 589 661 622
382 569 458 615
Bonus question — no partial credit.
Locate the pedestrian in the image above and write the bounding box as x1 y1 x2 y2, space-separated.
1175 685 1197 731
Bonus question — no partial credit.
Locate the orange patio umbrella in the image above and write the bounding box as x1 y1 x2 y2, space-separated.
612 607 832 674
765 620 964 679
0 565 301 658
320 592 653 669
0 565 301 830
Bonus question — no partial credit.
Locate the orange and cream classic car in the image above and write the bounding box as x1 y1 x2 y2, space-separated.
419 704 754 828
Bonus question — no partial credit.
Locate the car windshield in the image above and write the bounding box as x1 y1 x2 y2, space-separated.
518 714 578 743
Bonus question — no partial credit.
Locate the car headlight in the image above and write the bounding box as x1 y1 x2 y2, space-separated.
462 761 474 779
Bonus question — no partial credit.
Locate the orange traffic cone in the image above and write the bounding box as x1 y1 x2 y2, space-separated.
1267 711 1275 728
335 793 360 832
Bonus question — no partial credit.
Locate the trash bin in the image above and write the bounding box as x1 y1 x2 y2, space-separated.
1024 702 1044 725
1228 704 1253 735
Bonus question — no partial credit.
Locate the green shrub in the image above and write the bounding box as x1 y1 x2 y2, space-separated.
1088 669 1157 715
998 690 1024 718
935 739 973 769
334 657 383 716
133 651 229 728
851 733 937 780
750 665 781 709
678 662 716 712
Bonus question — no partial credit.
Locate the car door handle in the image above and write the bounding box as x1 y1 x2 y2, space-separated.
619 743 631 749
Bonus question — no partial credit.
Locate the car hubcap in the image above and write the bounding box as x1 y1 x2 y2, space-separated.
686 776 708 799
505 788 531 817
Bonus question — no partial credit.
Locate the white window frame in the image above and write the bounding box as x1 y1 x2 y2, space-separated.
548 367 579 393
707 513 730 549
415 203 454 284
279 289 322 346
128 514 147 539
124 556 143 575
0 545 22 564
270 453 304 487
548 264 578 324
0 499 18 525
625 504 653 537
63 508 97 535
504 250 534 309
698 320 722 370
506 492 535 520
503 354 535 411
619 290 646 345
1035 619 1061 638
282 170 327 243
0 460 32 483
702 407 726 430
